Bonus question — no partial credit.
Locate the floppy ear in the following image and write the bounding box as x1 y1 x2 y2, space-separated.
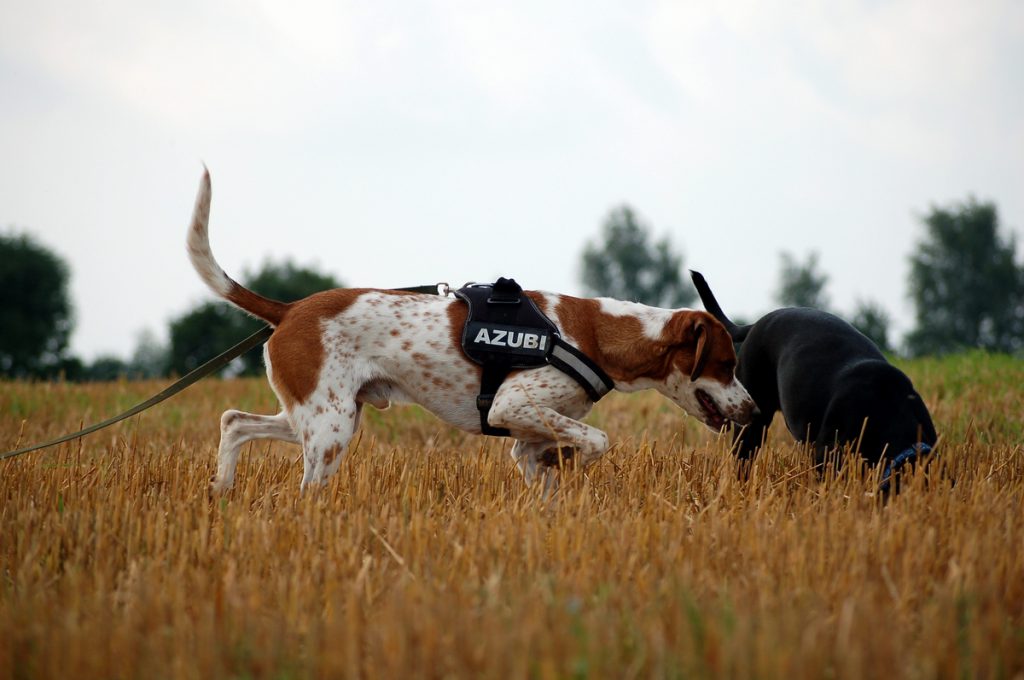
690 320 710 381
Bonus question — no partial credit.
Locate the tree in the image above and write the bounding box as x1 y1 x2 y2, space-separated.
580 205 694 308
906 198 1024 356
776 251 829 309
127 329 168 379
850 300 892 353
0 231 74 377
77 330 169 381
168 302 251 375
168 260 340 376
84 356 130 381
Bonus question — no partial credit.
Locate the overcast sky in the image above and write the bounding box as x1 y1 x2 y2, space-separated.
2 0 1022 361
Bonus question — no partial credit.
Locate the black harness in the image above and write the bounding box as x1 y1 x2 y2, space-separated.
454 277 614 436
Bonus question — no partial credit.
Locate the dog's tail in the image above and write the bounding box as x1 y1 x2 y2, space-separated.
186 169 290 326
689 270 751 343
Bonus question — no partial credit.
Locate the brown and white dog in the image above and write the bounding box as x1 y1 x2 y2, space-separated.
187 171 756 491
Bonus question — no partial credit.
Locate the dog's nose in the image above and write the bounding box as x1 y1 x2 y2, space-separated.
732 399 759 426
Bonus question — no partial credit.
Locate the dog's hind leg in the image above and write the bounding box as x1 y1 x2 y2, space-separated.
293 398 362 490
212 410 299 491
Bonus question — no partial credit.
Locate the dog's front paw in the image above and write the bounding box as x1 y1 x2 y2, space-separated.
208 475 234 496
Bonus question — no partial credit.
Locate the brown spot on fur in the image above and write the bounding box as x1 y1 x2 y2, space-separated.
662 311 738 385
446 300 483 379
446 300 466 345
225 282 292 326
390 329 400 337
266 289 364 408
525 291 549 315
552 296 738 384
402 340 413 351
553 297 602 357
323 443 342 466
553 296 668 381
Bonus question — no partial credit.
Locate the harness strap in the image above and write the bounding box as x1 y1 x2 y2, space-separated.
549 339 614 402
474 344 613 436
477 367 513 437
455 278 615 436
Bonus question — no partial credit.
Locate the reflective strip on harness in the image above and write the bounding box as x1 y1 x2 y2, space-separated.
549 340 614 402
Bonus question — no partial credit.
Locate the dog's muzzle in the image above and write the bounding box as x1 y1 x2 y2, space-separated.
695 389 729 430
732 398 758 426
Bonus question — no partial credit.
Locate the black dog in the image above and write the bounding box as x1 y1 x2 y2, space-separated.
690 271 936 489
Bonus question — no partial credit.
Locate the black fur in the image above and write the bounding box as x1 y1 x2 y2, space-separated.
690 271 937 469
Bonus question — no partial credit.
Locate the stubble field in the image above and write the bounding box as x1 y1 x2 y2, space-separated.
1 353 1022 679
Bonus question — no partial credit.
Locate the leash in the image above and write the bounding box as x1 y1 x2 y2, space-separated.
0 284 448 462
1 326 272 461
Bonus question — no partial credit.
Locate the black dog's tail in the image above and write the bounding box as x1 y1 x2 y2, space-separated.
690 270 752 343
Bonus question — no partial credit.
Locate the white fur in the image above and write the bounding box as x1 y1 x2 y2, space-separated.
186 170 233 298
597 298 677 341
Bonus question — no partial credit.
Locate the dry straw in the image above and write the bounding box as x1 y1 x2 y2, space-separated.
1 354 1022 678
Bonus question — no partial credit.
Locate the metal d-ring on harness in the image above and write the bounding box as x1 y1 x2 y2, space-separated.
0 283 448 462
454 277 614 436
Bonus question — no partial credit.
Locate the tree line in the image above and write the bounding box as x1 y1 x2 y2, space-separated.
577 197 1023 356
0 242 340 380
2 197 1022 380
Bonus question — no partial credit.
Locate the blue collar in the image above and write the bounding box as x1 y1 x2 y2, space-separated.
879 442 932 494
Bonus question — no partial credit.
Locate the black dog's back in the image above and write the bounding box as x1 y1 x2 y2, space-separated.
747 309 932 456
689 271 937 469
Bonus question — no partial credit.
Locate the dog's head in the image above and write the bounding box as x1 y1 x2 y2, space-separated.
654 310 756 431
563 298 756 431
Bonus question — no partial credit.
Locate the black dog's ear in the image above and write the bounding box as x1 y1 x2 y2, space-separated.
690 319 710 381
